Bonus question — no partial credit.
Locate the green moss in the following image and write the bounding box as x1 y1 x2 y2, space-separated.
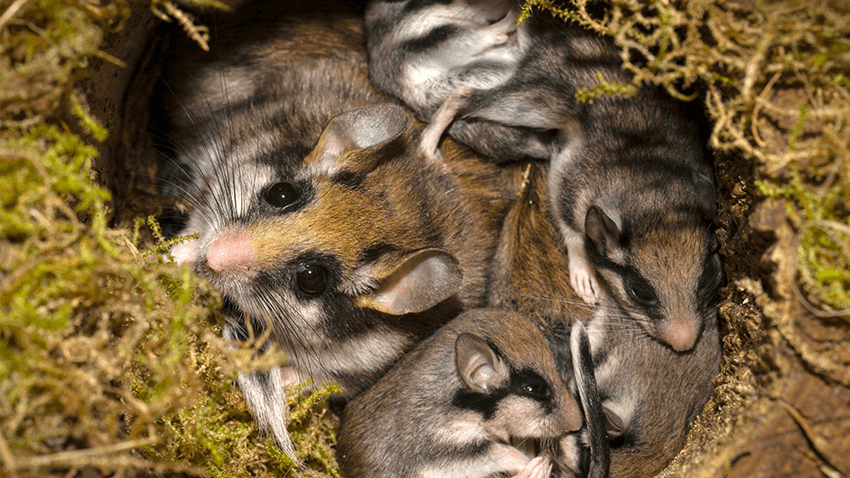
1 0 339 475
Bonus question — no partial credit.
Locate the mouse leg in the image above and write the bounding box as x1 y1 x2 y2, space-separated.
420 85 474 164
563 233 600 304
512 456 552 478
169 235 199 265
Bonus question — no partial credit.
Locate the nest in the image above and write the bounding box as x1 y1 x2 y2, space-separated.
1 0 848 476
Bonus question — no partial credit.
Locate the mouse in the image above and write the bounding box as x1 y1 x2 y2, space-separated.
364 1 723 353
581 297 722 478
153 1 520 458
489 164 606 477
336 307 583 478
488 164 720 477
364 0 529 162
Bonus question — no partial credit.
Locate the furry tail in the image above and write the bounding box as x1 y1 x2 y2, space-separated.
570 320 610 478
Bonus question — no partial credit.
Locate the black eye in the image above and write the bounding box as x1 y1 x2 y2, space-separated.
630 286 654 303
264 181 298 208
296 264 328 295
627 277 658 305
518 374 550 400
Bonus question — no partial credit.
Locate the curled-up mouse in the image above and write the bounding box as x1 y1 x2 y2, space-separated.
365 1 723 353
337 308 583 478
488 165 720 477
365 0 528 162
580 299 722 477
154 1 520 458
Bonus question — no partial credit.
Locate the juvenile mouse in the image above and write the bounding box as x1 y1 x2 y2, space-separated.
155 1 519 457
337 308 583 478
581 298 721 477
365 0 529 162
488 165 719 477
365 1 722 352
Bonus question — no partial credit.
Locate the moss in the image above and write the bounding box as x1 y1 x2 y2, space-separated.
0 0 338 475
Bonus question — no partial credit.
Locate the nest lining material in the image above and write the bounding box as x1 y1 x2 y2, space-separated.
1 0 848 477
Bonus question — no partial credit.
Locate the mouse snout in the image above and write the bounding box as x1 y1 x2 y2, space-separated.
663 314 699 352
564 396 584 432
205 232 256 272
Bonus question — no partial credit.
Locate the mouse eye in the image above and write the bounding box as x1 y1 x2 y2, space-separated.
626 277 658 305
517 373 550 401
264 181 298 208
296 264 328 295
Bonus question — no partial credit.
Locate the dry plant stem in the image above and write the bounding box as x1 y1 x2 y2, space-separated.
779 400 850 475
150 0 210 51
0 431 15 474
751 71 782 148
0 0 31 31
739 278 850 387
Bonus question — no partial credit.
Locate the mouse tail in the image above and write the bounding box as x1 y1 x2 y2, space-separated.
570 320 610 478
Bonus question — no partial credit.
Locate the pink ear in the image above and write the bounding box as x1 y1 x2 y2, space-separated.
455 333 508 394
309 103 410 169
584 205 620 256
354 248 462 315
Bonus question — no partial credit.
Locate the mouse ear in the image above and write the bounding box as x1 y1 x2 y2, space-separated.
602 406 625 440
455 333 508 394
306 103 411 174
584 205 622 259
353 248 462 315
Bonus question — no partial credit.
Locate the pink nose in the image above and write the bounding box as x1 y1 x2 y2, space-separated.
205 232 255 272
664 318 698 352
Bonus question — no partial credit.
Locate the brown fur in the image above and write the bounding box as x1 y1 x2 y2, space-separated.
155 0 524 457
487 165 721 477
489 163 594 327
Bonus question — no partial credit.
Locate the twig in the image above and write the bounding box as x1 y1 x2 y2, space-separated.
0 0 32 32
751 71 782 148
780 400 850 475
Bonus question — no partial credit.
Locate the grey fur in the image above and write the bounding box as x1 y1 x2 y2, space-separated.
337 308 582 478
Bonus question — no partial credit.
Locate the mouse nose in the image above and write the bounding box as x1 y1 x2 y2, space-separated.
664 316 699 352
206 232 255 272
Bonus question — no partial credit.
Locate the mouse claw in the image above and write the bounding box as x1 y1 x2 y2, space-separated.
512 456 552 478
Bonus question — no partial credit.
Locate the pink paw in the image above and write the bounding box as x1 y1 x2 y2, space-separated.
512 456 552 478
568 253 599 305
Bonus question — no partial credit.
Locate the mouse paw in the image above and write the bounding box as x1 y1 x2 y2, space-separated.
568 253 599 305
512 456 552 478
169 237 199 266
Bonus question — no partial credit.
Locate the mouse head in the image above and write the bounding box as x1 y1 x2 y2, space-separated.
583 205 722 352
174 103 465 389
452 309 583 444
587 304 722 477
